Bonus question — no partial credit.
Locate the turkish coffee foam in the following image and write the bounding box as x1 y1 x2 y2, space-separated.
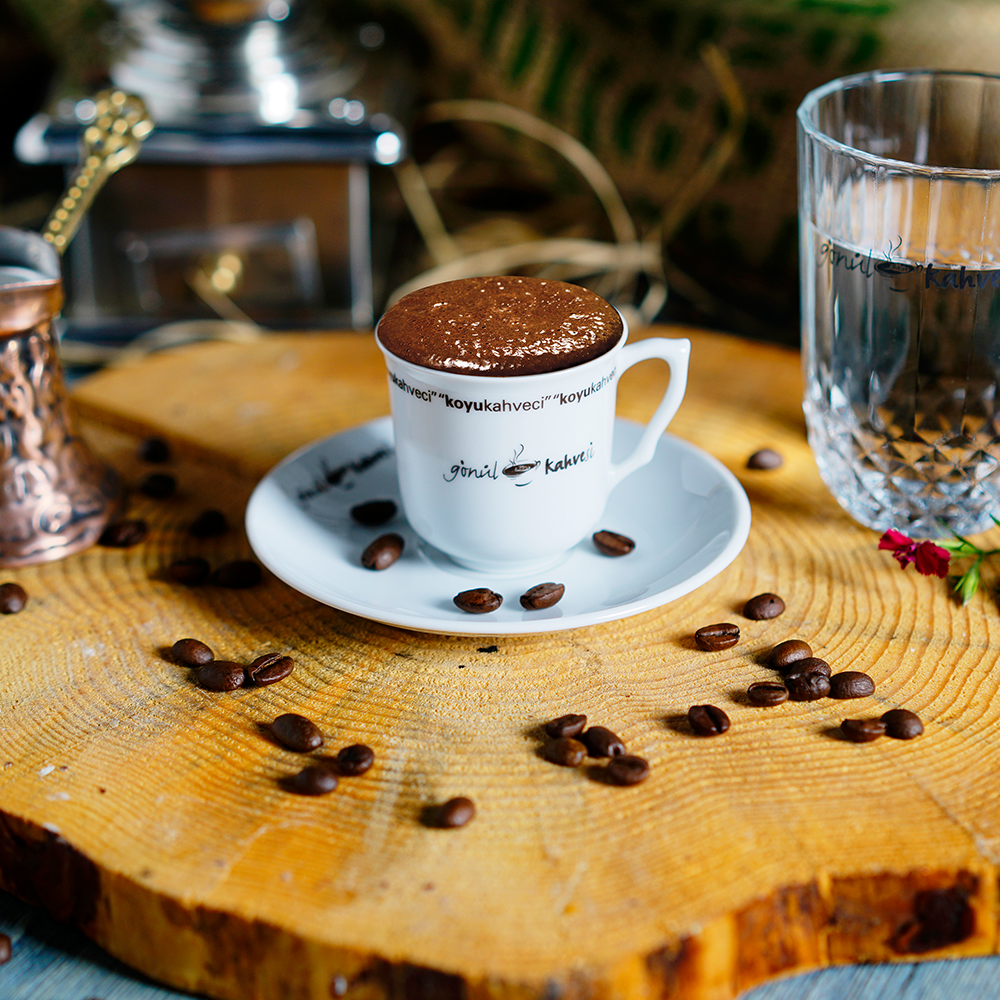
375 275 624 377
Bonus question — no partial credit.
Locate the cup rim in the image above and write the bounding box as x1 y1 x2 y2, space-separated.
797 68 1000 179
375 317 630 386
0 225 61 283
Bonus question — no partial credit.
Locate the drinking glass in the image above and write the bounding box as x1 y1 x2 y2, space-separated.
798 69 1000 537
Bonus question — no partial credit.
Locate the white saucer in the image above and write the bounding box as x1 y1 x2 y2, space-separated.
245 417 751 636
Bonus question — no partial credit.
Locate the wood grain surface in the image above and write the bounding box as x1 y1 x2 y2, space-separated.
0 326 996 1000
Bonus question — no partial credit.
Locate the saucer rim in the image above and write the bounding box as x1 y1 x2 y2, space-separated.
245 417 752 636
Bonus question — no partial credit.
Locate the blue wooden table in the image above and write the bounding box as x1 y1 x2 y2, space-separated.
1 890 997 1000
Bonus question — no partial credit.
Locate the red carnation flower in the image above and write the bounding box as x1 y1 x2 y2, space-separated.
878 529 951 578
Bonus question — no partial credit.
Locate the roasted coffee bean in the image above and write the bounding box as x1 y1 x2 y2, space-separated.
694 622 740 651
350 499 397 526
139 436 170 463
189 509 228 538
453 588 502 613
544 713 587 739
768 639 813 672
438 796 475 828
606 754 650 786
211 560 262 588
0 582 27 614
247 653 294 686
167 556 211 586
520 582 565 610
361 532 404 570
743 592 786 620
542 737 587 767
271 713 323 752
841 718 886 743
688 704 730 736
171 637 214 666
581 726 625 757
784 656 831 679
747 681 789 706
138 472 176 499
335 743 375 776
829 671 875 699
99 518 149 548
882 708 924 740
289 764 338 796
746 448 783 470
592 529 635 556
196 660 245 691
785 670 830 701
0 932 11 964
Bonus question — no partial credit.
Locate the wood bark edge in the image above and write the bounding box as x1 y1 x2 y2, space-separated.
0 810 996 1000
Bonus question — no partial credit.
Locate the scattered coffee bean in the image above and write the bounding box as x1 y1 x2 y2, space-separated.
350 499 397 526
0 582 27 614
189 509 228 538
606 754 650 786
581 726 625 758
542 737 587 767
361 532 404 570
743 592 785 620
289 764 338 796
829 671 875 699
841 718 886 743
694 622 740 651
171 637 214 666
211 560 262 588
196 660 245 692
138 472 176 499
99 518 148 548
335 743 375 776
453 588 502 613
139 436 170 463
271 713 323 752
785 671 830 701
0 932 11 964
520 582 565 610
882 708 923 739
438 796 475 828
784 656 831 678
167 556 211 586
688 704 730 736
746 448 784 470
544 713 587 739
768 639 813 672
592 529 635 556
747 681 789 706
247 653 294 686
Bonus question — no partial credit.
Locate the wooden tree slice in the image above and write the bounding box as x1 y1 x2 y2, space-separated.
0 328 993 1000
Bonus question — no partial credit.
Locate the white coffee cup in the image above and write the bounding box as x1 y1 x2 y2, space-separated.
376 316 689 574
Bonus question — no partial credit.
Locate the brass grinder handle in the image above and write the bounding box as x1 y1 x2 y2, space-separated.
42 90 154 254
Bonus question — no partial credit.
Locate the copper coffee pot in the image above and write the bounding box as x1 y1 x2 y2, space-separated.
0 91 153 566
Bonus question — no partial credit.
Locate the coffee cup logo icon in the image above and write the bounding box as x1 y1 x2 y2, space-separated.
502 445 539 486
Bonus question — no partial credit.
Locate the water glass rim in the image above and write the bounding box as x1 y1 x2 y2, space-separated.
797 68 1000 179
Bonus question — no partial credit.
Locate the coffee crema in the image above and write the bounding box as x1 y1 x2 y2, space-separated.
376 275 623 376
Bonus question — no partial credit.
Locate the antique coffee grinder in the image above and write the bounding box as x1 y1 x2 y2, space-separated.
16 0 408 337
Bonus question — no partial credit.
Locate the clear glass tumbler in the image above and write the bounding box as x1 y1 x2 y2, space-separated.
798 70 1000 537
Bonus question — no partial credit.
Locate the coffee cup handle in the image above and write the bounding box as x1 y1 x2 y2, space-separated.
609 337 691 488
